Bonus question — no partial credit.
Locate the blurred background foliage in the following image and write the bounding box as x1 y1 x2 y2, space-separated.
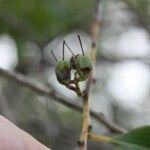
0 0 150 150
0 0 94 45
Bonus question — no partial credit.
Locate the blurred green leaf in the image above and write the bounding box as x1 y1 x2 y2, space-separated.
112 126 150 150
0 0 94 45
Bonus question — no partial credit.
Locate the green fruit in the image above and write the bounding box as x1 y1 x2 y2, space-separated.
55 60 71 85
70 54 92 81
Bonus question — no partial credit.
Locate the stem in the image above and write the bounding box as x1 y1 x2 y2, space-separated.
77 35 85 55
78 96 90 150
78 75 93 150
88 132 112 143
51 50 57 62
78 1 102 149
75 83 82 97
64 41 75 55
74 73 82 96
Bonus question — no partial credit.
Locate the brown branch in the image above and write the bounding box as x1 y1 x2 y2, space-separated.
0 67 126 133
78 96 90 150
99 55 150 65
78 0 103 149
78 73 94 150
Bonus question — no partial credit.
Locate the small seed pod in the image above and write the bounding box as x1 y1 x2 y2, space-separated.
64 35 92 81
75 54 92 81
51 42 71 85
55 60 71 85
70 54 92 81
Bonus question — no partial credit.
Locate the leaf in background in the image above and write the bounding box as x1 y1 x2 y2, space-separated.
112 126 150 150
0 0 94 45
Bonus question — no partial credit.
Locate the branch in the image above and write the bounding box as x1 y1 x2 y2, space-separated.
78 96 90 150
78 0 103 149
99 55 150 65
0 67 126 133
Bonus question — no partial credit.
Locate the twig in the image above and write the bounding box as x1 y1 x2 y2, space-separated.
78 73 92 150
78 0 102 149
0 67 126 133
99 55 150 65
78 96 90 150
88 132 112 143
74 72 82 96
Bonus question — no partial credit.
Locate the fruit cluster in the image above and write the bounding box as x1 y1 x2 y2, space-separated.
51 35 92 95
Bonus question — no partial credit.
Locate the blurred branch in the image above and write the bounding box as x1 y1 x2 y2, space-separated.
99 55 150 65
0 67 126 133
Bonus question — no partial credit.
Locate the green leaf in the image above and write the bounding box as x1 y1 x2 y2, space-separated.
112 126 150 150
